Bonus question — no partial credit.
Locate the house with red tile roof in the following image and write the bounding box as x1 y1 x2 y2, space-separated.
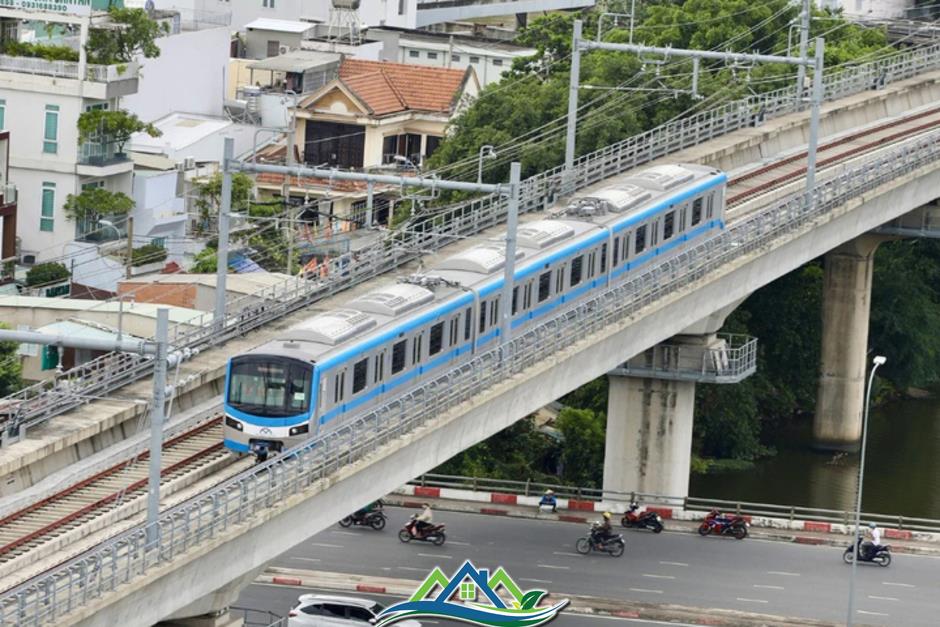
292 58 480 170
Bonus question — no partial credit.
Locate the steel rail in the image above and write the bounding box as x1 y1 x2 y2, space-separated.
4 125 940 625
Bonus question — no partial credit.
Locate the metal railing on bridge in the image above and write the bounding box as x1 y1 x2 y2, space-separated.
6 37 940 444
4 118 940 626
409 473 940 534
610 333 757 383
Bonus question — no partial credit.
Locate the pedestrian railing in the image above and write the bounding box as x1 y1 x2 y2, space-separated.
3 117 940 626
5 38 940 445
408 474 940 534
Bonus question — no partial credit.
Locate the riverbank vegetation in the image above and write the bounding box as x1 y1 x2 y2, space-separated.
429 2 940 487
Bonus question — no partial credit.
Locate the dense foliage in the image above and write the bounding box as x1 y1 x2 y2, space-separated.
86 7 169 65
0 324 22 397
25 262 70 288
1 41 78 62
77 109 161 153
131 243 168 267
63 188 134 223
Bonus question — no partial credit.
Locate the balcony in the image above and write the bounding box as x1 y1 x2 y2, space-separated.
414 0 597 27
0 183 14 207
0 55 139 99
77 139 132 176
610 333 758 384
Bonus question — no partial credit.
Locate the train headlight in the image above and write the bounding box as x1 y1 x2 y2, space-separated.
225 416 243 431
289 424 310 437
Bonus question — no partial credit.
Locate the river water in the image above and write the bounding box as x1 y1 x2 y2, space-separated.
689 396 940 520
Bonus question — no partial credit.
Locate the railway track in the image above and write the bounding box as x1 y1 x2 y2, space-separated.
726 105 940 206
0 417 229 568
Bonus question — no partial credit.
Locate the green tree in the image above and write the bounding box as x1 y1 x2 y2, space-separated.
434 419 558 482
86 7 169 64
77 109 161 153
25 262 70 287
0 324 22 397
555 407 605 487
190 248 220 273
193 172 255 230
62 187 134 223
131 243 168 267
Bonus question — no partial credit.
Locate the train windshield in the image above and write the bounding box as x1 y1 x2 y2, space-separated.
228 357 313 417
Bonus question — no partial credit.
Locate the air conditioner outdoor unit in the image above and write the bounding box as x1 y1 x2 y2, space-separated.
279 45 291 55
183 156 196 170
21 253 36 266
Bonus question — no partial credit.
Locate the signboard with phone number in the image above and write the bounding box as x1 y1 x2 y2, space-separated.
0 0 93 17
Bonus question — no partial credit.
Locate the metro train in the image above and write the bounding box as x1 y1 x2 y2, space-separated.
222 163 728 458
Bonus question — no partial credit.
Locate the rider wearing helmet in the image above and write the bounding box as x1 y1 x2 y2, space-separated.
864 522 883 559
414 503 434 536
593 511 614 545
539 489 558 513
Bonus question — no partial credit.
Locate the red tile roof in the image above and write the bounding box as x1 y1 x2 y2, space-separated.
333 58 469 116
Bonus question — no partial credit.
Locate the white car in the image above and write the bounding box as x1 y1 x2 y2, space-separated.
287 594 421 627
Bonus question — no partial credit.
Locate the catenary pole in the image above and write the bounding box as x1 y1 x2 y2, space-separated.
499 162 521 346
796 0 811 96
146 308 169 544
805 37 825 203
215 137 233 331
564 20 583 188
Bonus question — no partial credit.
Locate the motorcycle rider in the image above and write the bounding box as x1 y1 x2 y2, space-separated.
539 490 558 513
413 502 433 537
592 512 614 546
352 499 383 524
864 522 883 559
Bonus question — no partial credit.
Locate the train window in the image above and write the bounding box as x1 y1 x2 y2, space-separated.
570 256 583 286
479 301 487 333
600 243 608 272
692 198 703 225
706 194 715 219
663 211 675 240
429 322 444 356
538 271 551 302
333 371 345 403
555 267 564 293
464 307 472 340
586 252 595 279
524 283 532 309
412 334 423 364
679 204 687 232
391 340 406 374
613 238 620 266
490 300 499 326
635 225 647 254
352 358 368 394
373 353 384 383
229 360 312 416
450 318 459 346
651 221 659 246
512 286 519 315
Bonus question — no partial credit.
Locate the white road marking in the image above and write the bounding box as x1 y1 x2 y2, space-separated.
553 551 582 557
418 553 451 559
766 570 801 577
883 582 915 588
659 561 688 567
857 610 889 617
573 616 703 626
397 566 427 572
868 595 899 601
736 598 768 604
290 557 321 563
448 541 470 546
519 578 553 584
753 585 784 590
641 574 675 580
537 564 570 570
629 588 663 594
330 531 359 536
308 542 344 549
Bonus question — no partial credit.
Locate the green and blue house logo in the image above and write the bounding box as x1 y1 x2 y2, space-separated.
375 560 568 627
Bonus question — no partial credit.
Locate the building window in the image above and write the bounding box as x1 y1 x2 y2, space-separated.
493 59 503 66
305 121 365 169
469 56 480 64
409 50 419 58
427 52 437 59
425 135 442 158
451 54 460 63
43 105 59 154
266 40 280 57
263 0 275 7
41 182 55 232
0 99 5 130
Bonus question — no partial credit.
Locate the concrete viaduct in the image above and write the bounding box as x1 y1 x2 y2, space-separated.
5 61 940 627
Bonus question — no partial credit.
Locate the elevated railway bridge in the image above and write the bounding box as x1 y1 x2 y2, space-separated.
4 40 940 627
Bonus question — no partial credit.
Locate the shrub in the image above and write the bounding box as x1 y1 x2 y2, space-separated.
25 262 70 287
131 243 167 267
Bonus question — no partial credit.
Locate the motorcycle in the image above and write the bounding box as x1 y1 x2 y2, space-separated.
398 514 447 546
339 509 387 530
575 522 625 557
621 502 664 533
843 538 891 567
698 510 749 539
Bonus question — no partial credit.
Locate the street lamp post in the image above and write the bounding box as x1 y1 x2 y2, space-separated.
846 354 886 627
477 144 497 184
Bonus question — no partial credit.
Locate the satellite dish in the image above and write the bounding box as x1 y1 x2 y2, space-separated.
145 0 155 13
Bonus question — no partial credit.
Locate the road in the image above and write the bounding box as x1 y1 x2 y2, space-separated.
236 508 940 625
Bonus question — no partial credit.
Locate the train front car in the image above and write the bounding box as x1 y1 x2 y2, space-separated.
223 352 315 460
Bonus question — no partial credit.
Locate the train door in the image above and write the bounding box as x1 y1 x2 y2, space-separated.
373 348 387 394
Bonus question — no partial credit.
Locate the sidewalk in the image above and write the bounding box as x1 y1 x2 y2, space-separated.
385 493 940 556
257 566 843 627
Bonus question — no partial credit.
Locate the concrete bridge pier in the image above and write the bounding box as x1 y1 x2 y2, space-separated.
813 234 890 451
603 332 758 499
155 565 264 627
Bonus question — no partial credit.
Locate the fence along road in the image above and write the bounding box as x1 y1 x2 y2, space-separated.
7 42 940 443
5 114 940 626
